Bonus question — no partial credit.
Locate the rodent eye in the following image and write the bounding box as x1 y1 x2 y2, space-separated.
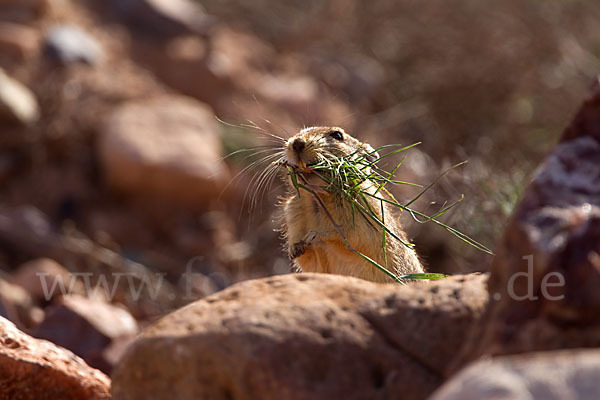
329 131 343 141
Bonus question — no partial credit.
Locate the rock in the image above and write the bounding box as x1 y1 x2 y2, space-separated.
430 349 600 400
0 277 43 330
112 273 488 400
0 316 110 399
44 24 104 66
98 95 230 208
111 0 214 38
248 71 352 126
0 68 39 125
308 54 385 104
12 258 87 303
0 206 178 319
96 334 137 375
0 0 45 9
35 294 138 374
131 34 233 109
0 22 40 61
208 27 350 124
455 77 600 367
561 76 600 143
211 27 276 77
254 73 319 116
0 0 47 21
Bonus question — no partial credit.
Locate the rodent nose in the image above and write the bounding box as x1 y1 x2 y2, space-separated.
292 138 305 153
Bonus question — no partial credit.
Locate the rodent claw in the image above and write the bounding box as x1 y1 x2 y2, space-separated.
289 231 318 260
289 241 306 260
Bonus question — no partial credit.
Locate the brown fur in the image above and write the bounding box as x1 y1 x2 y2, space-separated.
280 127 423 283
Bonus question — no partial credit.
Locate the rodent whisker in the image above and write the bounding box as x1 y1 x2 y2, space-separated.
247 155 285 216
281 126 492 283
243 149 284 179
253 115 293 139
221 146 283 162
240 120 287 143
217 116 287 145
220 150 284 206
222 149 282 188
244 151 285 176
252 166 281 207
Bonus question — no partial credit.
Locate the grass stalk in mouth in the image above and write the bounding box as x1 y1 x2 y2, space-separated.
282 143 493 282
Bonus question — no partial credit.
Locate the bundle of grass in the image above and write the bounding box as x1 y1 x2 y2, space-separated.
281 138 492 283
221 121 491 283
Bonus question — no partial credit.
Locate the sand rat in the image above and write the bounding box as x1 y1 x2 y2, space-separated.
279 126 423 283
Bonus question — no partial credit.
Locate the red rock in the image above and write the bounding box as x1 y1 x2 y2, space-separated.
35 294 138 374
98 95 230 209
112 273 488 400
0 316 110 400
455 76 600 367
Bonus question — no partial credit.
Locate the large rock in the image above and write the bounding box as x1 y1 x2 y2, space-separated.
430 349 600 400
112 273 488 400
98 95 230 208
35 294 138 374
0 316 110 399
0 68 39 125
455 77 600 366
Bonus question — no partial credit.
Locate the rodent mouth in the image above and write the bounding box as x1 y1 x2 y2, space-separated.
280 157 318 174
293 161 314 174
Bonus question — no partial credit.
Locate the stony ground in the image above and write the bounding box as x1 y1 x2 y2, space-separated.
1 0 600 399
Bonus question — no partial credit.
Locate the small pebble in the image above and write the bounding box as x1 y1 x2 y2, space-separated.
44 24 104 66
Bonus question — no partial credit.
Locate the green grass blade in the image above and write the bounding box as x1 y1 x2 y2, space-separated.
404 161 467 207
397 273 448 280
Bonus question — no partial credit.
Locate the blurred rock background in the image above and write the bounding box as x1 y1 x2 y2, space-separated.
0 0 599 374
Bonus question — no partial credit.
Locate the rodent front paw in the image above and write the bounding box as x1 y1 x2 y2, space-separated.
288 231 318 260
289 241 307 260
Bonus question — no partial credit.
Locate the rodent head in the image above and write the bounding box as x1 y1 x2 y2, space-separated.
284 127 379 172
